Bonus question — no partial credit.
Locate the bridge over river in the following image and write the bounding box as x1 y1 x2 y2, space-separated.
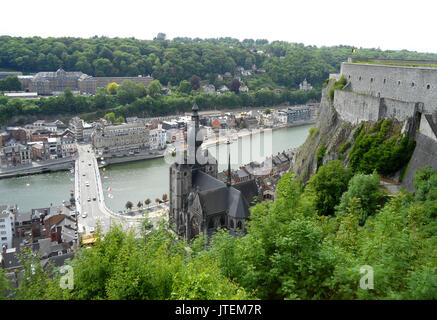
75 143 167 236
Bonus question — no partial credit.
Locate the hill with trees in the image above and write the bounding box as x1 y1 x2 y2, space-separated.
2 35 437 124
1 164 436 300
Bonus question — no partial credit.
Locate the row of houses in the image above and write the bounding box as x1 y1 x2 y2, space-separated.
0 121 77 169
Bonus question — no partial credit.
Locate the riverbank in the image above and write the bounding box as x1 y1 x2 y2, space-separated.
201 119 316 148
0 157 76 179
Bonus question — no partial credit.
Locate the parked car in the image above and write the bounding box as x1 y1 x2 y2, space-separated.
87 197 91 202
82 212 87 218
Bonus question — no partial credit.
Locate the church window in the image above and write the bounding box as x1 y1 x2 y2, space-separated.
358 76 361 81
398 81 401 86
184 172 187 176
383 78 386 84
370 78 374 83
411 82 415 87
427 84 431 89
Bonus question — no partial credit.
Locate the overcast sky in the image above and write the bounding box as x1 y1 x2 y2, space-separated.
2 0 435 53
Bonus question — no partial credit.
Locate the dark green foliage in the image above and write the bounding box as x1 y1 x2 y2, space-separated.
349 119 416 175
0 85 320 125
0 75 21 91
307 160 354 216
414 167 437 219
339 141 351 154
336 172 386 225
316 144 327 168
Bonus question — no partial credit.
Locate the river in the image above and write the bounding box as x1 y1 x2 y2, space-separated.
0 124 313 212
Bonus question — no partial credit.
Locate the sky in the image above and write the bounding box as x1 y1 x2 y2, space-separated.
1 0 436 53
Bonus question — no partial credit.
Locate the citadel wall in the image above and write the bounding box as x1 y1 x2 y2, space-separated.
340 62 437 113
333 89 417 124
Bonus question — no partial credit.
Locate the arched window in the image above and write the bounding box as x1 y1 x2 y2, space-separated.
370 78 374 83
383 79 386 84
411 82 415 87
398 81 401 86
427 84 431 90
358 76 362 81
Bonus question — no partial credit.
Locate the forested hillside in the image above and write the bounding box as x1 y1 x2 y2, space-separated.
2 35 437 89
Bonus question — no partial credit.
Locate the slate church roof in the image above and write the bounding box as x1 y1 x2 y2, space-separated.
192 169 257 219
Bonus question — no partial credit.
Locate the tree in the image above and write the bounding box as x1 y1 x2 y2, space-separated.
306 160 354 216
93 58 114 77
336 172 385 225
264 108 271 114
147 80 162 98
162 194 168 202
178 80 192 94
107 82 118 95
0 76 22 91
125 201 133 211
104 112 116 123
229 78 240 93
189 75 201 90
154 33 166 41
155 198 160 204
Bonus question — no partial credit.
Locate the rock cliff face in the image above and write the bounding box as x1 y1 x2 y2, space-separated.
293 80 355 181
292 80 410 183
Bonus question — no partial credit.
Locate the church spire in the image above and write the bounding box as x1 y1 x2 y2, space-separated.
190 102 202 165
227 140 231 187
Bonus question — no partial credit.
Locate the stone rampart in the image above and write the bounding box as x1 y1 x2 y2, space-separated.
333 90 380 124
340 62 437 113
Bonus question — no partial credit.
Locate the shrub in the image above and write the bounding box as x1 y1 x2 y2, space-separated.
339 141 351 154
309 127 319 137
328 76 347 101
349 119 416 175
316 144 327 168
306 160 354 216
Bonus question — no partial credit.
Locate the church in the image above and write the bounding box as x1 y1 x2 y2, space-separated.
169 103 259 240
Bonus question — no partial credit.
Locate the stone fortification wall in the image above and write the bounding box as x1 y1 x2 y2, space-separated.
333 90 380 124
340 62 437 113
379 97 417 121
402 133 437 191
419 114 437 142
333 90 416 124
